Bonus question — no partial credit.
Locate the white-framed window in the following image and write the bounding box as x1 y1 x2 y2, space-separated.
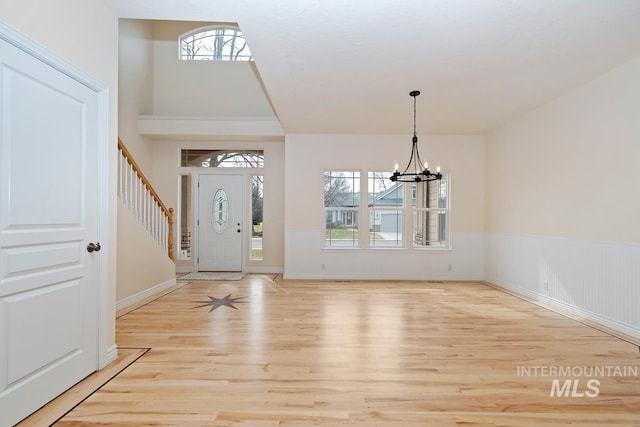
322 171 450 250
324 171 360 247
179 26 253 61
368 172 404 247
412 175 449 248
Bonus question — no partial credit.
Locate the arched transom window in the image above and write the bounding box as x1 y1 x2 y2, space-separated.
179 26 253 61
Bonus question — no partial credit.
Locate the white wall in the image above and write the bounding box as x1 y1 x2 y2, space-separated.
116 200 176 304
116 19 177 307
485 56 640 339
118 19 154 171
0 0 119 354
284 134 485 280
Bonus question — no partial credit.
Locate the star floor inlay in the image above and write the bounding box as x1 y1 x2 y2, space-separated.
192 294 246 312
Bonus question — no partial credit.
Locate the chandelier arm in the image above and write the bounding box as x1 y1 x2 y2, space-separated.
399 140 418 175
414 141 426 172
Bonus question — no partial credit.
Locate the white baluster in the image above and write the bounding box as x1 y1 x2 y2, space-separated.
117 142 173 260
118 149 124 200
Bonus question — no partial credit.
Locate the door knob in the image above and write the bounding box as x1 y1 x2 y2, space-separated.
87 242 101 253
237 228 241 233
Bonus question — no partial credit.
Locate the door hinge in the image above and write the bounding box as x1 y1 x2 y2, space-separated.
197 257 199 263
197 219 199 226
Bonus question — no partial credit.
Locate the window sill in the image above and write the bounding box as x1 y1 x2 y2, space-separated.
322 246 452 252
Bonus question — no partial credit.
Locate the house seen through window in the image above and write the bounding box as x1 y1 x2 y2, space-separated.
369 172 404 247
324 171 360 247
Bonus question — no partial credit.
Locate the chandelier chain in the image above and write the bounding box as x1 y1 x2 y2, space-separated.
414 94 418 137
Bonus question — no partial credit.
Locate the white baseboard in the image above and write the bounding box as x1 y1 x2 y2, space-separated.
282 273 479 281
116 278 177 312
105 344 118 365
245 267 283 274
175 265 193 274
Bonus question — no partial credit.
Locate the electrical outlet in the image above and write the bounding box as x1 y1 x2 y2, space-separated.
321 263 326 270
447 264 452 271
543 281 549 291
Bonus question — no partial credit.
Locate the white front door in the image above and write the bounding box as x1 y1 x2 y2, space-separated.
198 174 243 271
0 32 101 425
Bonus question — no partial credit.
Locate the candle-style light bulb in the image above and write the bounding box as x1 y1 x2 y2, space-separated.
436 165 441 174
424 161 428 170
394 162 399 172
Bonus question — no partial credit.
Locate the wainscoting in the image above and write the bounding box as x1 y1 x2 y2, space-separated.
485 232 640 340
284 231 484 280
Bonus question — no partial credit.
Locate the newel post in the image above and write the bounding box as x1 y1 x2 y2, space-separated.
168 207 175 261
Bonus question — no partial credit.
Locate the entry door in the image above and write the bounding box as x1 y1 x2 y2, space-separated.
0 33 100 425
198 174 243 271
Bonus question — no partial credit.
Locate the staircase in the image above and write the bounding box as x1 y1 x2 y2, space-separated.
117 138 174 261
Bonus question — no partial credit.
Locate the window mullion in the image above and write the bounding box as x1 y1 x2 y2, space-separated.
404 183 414 251
360 172 369 249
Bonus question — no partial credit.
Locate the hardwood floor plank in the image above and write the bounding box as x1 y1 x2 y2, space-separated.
32 277 640 426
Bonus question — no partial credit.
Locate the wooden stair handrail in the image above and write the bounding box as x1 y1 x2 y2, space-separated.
118 138 175 261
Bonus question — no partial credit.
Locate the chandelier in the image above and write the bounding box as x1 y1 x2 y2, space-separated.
390 90 442 183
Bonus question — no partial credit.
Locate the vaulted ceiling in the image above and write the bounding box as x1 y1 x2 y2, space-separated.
110 0 640 134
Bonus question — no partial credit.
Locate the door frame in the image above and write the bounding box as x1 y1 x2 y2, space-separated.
0 22 113 370
196 171 245 272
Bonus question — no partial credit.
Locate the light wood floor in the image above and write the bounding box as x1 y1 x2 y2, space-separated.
28 276 640 426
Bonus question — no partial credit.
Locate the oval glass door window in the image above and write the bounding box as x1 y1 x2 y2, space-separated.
213 189 229 233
